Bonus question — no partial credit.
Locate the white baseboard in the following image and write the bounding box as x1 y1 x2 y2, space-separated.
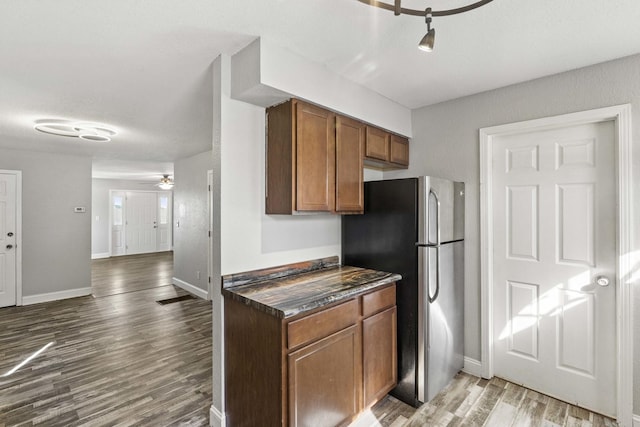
22 287 92 305
91 252 110 260
209 405 226 427
462 357 483 378
632 413 640 427
172 277 209 300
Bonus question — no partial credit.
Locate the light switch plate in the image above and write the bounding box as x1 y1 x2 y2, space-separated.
74 207 86 213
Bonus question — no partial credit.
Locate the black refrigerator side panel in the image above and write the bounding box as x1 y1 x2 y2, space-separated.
342 178 420 407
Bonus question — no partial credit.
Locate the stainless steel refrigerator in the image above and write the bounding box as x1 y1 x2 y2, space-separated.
342 176 464 407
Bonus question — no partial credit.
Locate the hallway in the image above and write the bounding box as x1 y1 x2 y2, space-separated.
91 251 173 298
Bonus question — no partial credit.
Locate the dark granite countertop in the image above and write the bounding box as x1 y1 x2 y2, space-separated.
222 256 401 319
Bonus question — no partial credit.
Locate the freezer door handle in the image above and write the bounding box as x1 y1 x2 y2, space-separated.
428 189 441 246
428 246 441 303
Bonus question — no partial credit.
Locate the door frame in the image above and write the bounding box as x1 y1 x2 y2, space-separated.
207 169 213 300
0 169 22 306
479 104 632 425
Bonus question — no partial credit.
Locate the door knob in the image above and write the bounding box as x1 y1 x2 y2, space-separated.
595 276 610 287
6 244 13 250
7 232 13 237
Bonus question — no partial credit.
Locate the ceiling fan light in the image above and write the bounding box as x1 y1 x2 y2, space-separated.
418 28 435 51
157 174 174 190
79 134 111 142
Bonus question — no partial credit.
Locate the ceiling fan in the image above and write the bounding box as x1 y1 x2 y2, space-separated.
156 175 174 190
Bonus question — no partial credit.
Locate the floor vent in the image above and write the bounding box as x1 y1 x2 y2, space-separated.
156 295 195 305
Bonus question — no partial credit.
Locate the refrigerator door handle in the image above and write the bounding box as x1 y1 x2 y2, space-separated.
417 245 427 403
427 188 441 303
428 246 441 303
428 189 441 246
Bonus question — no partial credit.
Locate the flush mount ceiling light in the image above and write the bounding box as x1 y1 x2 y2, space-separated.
157 175 174 190
357 0 494 52
34 119 117 142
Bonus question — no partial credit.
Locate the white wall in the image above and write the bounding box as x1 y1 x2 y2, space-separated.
385 53 640 413
221 64 341 276
91 178 164 257
173 150 212 293
0 148 91 297
231 38 413 137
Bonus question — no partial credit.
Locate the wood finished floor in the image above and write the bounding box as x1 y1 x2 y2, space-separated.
362 373 617 427
0 285 212 426
91 251 174 297
1 252 618 426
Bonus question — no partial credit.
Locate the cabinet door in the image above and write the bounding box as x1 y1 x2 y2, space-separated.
288 325 361 427
336 116 364 213
365 126 390 162
363 306 397 408
295 101 336 212
390 135 409 166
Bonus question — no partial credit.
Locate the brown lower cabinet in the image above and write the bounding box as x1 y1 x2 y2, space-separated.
224 284 397 427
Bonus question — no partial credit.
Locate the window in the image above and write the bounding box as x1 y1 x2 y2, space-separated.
159 196 169 225
113 196 123 226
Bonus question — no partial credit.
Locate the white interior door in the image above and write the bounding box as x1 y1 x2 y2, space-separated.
125 192 158 255
111 191 126 256
156 193 172 252
0 173 17 307
492 121 616 416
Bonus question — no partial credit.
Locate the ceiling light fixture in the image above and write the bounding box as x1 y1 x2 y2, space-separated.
157 175 174 190
418 8 435 52
34 119 117 142
357 0 494 52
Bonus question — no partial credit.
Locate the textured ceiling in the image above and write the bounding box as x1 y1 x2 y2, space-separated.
1 0 639 177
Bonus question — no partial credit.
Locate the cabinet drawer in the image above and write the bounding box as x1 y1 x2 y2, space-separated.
288 299 358 349
362 285 396 318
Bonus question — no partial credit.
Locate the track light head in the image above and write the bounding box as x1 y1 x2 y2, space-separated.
419 8 435 51
418 28 435 51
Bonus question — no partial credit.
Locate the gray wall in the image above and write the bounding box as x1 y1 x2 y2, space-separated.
0 147 92 296
173 150 212 293
91 178 163 256
385 53 640 413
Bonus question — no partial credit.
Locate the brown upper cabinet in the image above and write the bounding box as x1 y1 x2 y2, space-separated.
364 126 409 169
390 134 410 166
335 115 365 213
266 98 408 215
365 126 390 162
266 99 364 214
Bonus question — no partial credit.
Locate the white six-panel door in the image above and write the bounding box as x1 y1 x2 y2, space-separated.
492 121 616 416
0 173 17 308
125 192 158 255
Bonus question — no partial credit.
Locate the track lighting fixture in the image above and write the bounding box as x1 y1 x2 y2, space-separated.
357 0 494 52
418 8 435 52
